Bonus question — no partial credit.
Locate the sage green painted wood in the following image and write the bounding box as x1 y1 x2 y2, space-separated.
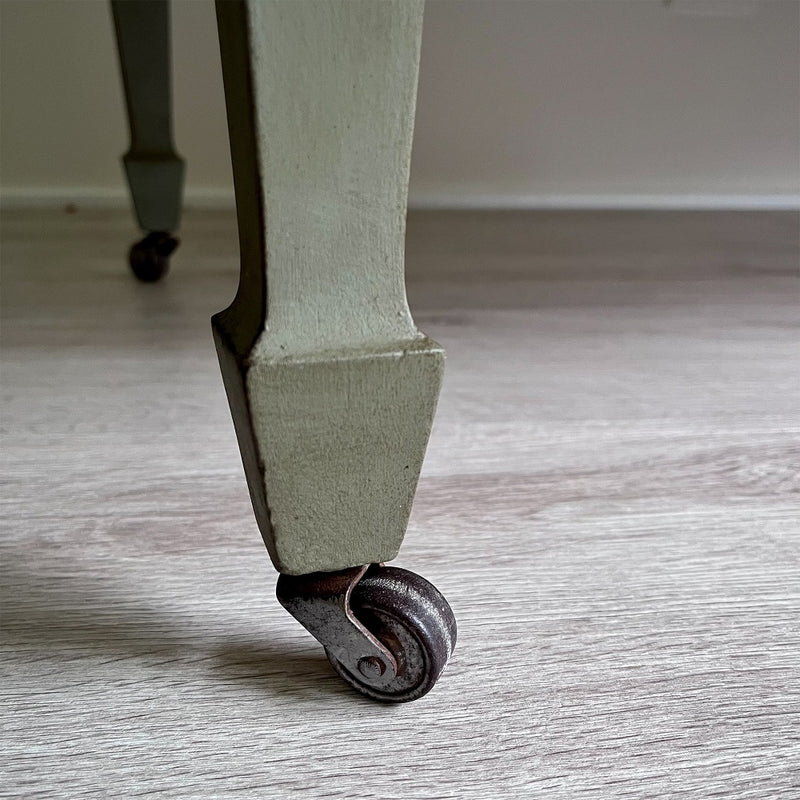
111 0 185 233
213 0 442 575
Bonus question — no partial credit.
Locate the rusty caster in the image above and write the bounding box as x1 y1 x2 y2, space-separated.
277 564 456 702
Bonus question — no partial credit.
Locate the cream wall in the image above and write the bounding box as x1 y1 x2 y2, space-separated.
1 0 798 208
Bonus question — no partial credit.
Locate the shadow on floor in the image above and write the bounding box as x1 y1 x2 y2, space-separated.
0 549 360 704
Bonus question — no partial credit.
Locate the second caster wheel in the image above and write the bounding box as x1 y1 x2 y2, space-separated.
327 566 457 703
129 231 179 282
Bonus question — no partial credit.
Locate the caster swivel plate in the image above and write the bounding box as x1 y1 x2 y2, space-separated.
129 231 179 282
277 564 456 703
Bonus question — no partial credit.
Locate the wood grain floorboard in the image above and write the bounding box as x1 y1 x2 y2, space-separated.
1 209 798 799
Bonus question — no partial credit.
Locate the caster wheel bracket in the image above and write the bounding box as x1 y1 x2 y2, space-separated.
277 565 399 690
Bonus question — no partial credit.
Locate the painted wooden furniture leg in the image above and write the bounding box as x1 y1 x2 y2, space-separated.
111 0 185 282
214 0 455 702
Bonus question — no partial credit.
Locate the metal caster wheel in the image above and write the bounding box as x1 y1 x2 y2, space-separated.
128 231 179 282
328 566 457 702
277 564 456 703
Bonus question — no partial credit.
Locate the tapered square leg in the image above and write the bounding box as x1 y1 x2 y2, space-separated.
111 0 185 280
214 0 440 575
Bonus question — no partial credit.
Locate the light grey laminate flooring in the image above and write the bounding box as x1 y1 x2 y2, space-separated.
2 209 798 799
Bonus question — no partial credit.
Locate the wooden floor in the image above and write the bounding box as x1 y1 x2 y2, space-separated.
2 208 798 799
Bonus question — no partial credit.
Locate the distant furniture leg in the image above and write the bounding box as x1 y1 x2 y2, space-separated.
111 0 185 282
213 0 456 702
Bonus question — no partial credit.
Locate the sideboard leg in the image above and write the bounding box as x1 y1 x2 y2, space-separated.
213 0 455 701
111 0 184 281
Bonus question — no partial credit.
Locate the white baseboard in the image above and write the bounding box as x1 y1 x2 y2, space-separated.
1 187 798 211
408 193 800 211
